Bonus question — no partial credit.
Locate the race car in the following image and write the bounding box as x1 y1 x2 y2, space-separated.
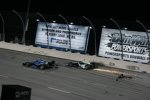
22 59 56 70
66 60 96 70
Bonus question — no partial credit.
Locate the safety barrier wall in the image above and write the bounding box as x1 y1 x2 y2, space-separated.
0 41 150 73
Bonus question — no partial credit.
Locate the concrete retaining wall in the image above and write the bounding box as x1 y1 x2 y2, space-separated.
0 41 150 73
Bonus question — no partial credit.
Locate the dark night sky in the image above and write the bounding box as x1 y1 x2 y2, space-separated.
0 0 150 21
0 0 150 46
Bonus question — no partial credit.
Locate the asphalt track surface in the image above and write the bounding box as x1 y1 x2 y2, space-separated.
0 48 150 100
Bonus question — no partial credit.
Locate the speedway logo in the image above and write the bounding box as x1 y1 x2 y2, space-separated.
98 28 149 63
108 33 148 54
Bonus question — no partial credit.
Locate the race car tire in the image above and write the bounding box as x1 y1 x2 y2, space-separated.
23 62 31 67
48 61 55 66
84 65 91 70
40 65 45 70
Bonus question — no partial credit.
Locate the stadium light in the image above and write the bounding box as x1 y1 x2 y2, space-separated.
102 25 106 28
0 13 5 41
110 18 123 60
123 27 128 30
25 0 31 31
58 14 71 51
52 20 56 23
12 10 25 44
70 22 74 25
82 16 97 56
136 20 150 63
36 12 49 48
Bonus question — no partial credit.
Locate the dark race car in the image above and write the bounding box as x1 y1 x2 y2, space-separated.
22 59 56 70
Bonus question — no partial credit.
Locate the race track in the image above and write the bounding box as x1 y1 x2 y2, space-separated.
0 48 150 100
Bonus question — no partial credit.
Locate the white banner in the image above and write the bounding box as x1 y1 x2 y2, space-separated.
35 22 90 52
98 28 150 63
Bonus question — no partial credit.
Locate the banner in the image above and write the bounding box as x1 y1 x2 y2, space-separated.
35 22 90 52
98 28 150 63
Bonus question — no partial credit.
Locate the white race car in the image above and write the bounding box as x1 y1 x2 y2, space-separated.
66 60 96 70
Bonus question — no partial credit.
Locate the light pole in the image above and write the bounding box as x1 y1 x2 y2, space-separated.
25 0 31 31
58 14 71 51
36 12 49 48
82 16 97 56
136 20 150 63
12 10 25 44
110 18 123 60
0 13 5 41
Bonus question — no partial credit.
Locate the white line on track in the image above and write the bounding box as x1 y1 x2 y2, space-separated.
0 74 9 78
48 87 71 94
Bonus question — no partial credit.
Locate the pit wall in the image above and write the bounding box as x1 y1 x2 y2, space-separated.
0 41 150 73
